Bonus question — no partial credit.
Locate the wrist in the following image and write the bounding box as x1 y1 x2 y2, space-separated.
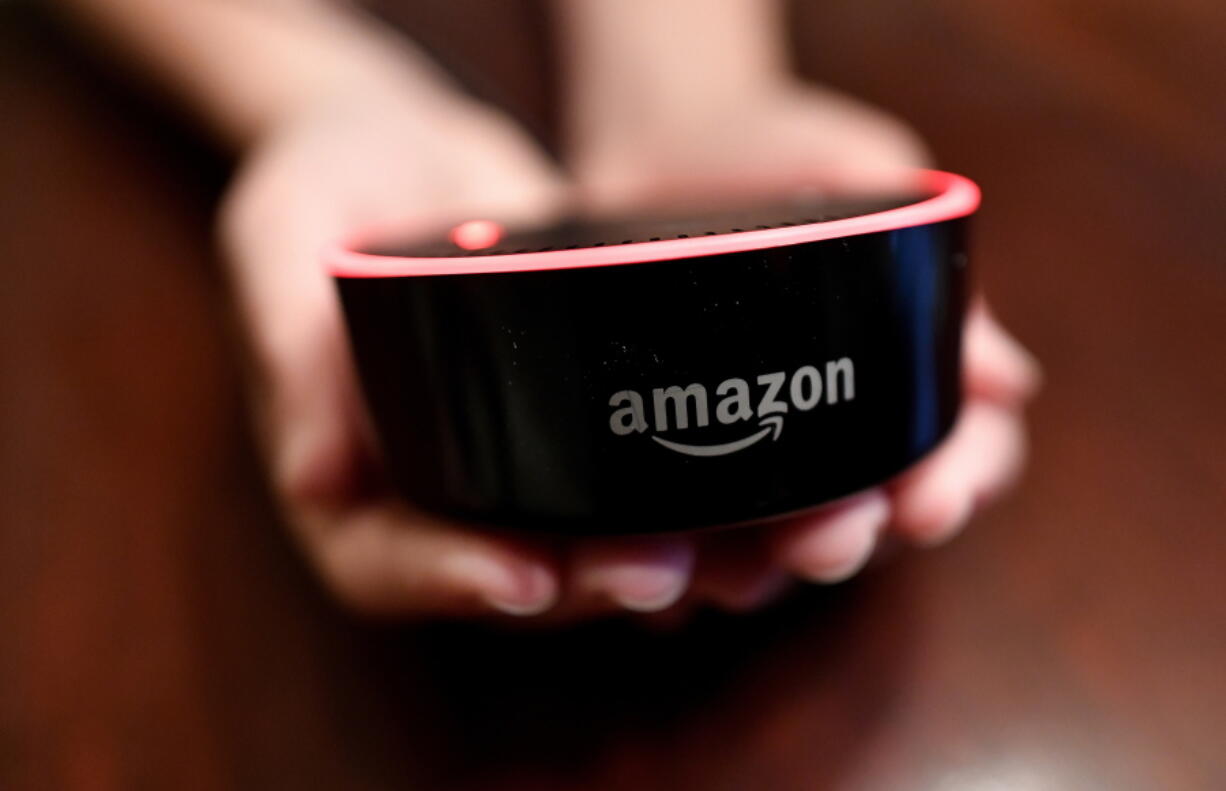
565 76 800 179
224 6 468 149
555 0 792 170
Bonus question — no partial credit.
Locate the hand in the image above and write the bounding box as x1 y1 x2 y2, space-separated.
219 73 580 618
566 80 1041 614
570 80 936 211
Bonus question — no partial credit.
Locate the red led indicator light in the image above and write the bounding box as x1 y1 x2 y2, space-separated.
449 219 504 251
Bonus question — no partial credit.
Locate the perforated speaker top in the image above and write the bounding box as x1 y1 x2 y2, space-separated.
365 192 924 259
330 171 979 279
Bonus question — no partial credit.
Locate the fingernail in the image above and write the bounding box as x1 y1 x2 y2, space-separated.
609 563 689 612
913 493 974 548
443 553 556 616
578 540 695 613
791 493 890 583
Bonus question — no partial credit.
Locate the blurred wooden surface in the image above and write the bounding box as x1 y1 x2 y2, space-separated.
3 1 1225 788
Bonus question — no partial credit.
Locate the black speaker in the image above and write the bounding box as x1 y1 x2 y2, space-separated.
330 171 978 534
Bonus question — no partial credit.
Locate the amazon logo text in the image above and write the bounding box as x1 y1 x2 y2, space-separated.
607 358 855 457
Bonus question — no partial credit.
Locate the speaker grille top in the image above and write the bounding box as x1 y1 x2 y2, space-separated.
329 170 980 277
366 193 922 259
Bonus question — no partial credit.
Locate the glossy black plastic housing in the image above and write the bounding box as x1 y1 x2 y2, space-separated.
334 202 971 535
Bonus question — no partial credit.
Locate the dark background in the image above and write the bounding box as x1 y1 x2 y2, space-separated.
2 0 1225 788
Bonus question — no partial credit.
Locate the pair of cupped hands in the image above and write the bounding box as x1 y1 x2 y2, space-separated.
220 67 1038 623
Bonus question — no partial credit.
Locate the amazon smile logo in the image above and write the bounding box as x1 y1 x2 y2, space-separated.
608 358 856 457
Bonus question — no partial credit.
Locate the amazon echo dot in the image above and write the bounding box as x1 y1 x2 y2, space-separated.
328 170 979 534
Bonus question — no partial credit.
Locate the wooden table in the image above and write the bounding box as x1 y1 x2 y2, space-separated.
3 1 1224 788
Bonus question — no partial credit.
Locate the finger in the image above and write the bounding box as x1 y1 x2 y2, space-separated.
569 535 696 613
890 400 1028 546
770 490 891 584
966 402 1030 506
687 530 792 613
218 165 363 494
298 501 561 618
964 303 1042 407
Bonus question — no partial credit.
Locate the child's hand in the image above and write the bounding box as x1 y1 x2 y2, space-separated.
567 79 1041 613
220 79 578 618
